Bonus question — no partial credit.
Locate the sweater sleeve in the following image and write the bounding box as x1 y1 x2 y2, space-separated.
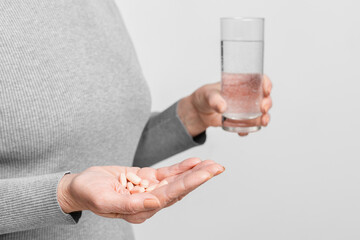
133 101 206 167
0 172 81 235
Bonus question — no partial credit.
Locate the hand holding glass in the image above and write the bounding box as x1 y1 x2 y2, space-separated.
221 18 264 133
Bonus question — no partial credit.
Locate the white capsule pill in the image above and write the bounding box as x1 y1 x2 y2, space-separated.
130 185 144 194
120 173 127 187
126 172 142 185
127 182 134 191
140 179 149 188
145 183 158 192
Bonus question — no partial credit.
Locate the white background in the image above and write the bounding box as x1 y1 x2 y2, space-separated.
115 0 360 239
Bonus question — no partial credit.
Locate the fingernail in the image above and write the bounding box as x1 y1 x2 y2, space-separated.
216 166 225 175
143 198 160 209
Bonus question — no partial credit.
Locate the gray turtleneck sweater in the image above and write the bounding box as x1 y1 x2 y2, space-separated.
0 0 205 239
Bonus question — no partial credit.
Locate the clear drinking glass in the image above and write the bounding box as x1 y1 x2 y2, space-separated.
221 17 264 133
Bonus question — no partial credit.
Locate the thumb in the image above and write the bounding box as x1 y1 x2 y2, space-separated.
106 191 161 214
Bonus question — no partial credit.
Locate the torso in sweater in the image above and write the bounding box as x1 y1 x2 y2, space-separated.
0 0 150 239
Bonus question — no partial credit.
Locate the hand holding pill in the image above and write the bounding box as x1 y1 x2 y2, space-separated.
57 158 224 223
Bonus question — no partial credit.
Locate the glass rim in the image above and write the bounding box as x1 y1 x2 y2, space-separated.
221 17 264 21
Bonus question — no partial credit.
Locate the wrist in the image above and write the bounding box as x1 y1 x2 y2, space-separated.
57 173 78 213
177 96 207 137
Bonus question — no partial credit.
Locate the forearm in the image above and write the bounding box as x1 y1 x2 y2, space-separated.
133 101 206 168
0 172 80 234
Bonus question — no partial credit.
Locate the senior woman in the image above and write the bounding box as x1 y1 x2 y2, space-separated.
0 0 272 239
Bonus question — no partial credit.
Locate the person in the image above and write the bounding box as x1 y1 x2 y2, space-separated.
0 1 272 239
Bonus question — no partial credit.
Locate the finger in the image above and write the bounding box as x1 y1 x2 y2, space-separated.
261 113 270 126
189 159 218 171
238 133 249 137
165 163 224 206
207 90 227 113
262 75 272 97
261 97 272 114
97 209 158 223
101 191 160 215
156 157 202 181
161 159 218 184
153 163 225 207
123 209 158 224
224 115 262 129
97 212 126 219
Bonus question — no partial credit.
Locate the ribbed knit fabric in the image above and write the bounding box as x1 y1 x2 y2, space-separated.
0 0 205 239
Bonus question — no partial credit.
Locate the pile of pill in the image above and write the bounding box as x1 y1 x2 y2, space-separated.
120 172 168 194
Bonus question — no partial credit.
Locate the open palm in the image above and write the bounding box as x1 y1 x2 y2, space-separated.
58 158 224 223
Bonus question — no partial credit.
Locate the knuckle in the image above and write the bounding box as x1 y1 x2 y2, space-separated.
124 205 135 214
177 194 185 201
165 198 179 207
165 193 181 206
184 157 201 167
198 171 212 182
123 199 137 214
167 191 179 200
178 178 187 192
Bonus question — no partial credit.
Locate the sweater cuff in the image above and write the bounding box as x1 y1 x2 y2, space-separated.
174 101 207 146
133 101 207 167
0 172 81 234
152 100 207 154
